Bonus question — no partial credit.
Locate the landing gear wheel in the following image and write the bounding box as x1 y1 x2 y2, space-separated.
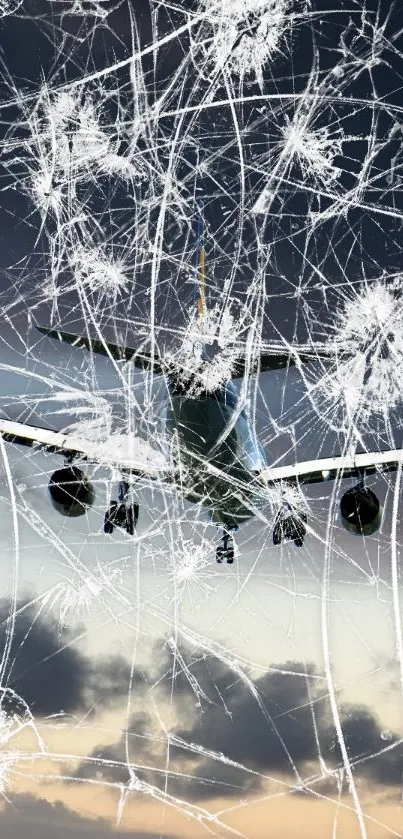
104 501 118 534
273 521 283 546
216 546 225 563
125 503 139 535
216 529 236 564
104 515 114 535
216 546 234 563
293 513 307 547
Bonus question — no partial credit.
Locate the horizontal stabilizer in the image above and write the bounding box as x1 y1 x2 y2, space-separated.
35 327 164 374
232 354 296 378
37 327 332 383
231 347 332 378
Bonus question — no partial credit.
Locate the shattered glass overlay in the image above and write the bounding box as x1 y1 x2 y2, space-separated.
0 0 23 16
199 0 295 89
0 1 402 837
303 278 403 432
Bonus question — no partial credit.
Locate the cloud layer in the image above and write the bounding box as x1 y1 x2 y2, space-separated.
0 794 179 839
72 642 403 801
2 612 401 805
0 599 144 716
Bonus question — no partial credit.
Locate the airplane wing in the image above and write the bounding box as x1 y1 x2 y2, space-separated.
35 327 165 375
260 449 403 486
231 345 334 378
0 418 174 480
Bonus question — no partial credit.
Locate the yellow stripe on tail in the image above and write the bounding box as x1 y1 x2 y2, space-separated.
197 243 206 325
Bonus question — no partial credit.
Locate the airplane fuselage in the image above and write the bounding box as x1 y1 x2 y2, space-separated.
165 380 268 529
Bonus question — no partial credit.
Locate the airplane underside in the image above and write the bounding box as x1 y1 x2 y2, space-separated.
164 384 268 534
183 476 259 528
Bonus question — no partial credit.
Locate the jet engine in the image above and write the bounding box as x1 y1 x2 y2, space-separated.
340 486 382 536
48 466 94 517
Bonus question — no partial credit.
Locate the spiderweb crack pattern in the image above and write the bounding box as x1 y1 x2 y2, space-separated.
0 2 402 838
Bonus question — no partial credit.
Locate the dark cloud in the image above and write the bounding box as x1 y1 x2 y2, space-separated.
0 794 180 839
160 647 328 773
74 712 153 785
331 705 403 787
170 692 403 799
74 719 262 802
0 599 143 716
155 644 241 704
74 647 330 799
90 655 145 707
69 644 403 801
160 758 263 801
157 645 403 791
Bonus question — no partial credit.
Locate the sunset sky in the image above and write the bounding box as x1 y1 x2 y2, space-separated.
0 337 400 839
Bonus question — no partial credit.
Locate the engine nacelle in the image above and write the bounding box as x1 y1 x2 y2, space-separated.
48 466 94 517
340 486 382 536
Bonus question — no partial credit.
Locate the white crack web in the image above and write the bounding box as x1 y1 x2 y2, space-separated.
0 1 402 837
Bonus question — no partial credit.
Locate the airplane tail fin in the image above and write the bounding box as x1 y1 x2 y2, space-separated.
36 201 333 381
194 203 207 335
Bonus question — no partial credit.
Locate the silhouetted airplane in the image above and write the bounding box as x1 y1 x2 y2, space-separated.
0 210 400 562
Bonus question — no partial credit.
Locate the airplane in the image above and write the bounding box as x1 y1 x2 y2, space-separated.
0 212 402 562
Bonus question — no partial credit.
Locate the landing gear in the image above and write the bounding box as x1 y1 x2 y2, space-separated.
273 511 307 548
125 503 139 536
104 501 118 534
103 479 139 536
216 529 236 564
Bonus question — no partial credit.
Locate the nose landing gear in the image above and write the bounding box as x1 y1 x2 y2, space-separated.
216 529 237 564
